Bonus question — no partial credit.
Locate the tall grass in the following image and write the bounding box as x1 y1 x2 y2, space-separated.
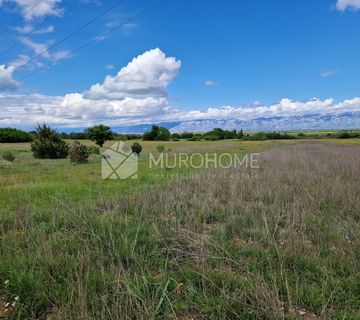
1 142 359 319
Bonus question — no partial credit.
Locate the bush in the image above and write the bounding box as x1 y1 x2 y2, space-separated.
188 137 201 141
179 132 193 139
59 132 88 140
156 144 166 153
338 132 351 139
203 128 239 140
248 132 267 141
131 142 143 155
204 134 220 141
69 141 89 163
171 133 180 139
0 128 32 143
336 132 360 139
2 151 15 162
88 145 100 155
113 133 143 141
266 132 296 140
31 124 69 159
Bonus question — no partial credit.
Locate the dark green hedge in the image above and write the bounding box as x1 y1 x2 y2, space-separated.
0 127 32 143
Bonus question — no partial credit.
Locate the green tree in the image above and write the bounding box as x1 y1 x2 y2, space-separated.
143 125 170 141
86 125 113 147
31 124 69 159
171 133 180 139
156 127 171 141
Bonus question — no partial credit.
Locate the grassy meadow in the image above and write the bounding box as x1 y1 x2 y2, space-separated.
0 139 360 319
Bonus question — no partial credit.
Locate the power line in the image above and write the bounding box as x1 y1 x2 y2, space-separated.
0 15 51 58
0 0 128 82
0 0 45 38
0 0 70 58
18 0 169 82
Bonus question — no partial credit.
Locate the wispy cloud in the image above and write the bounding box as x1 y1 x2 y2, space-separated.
20 37 71 65
1 0 63 20
321 70 338 77
15 24 55 34
336 0 360 11
205 80 220 87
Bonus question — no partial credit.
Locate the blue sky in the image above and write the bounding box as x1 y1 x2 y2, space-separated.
0 0 360 131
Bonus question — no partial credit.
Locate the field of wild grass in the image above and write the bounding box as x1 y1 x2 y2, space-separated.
0 140 360 319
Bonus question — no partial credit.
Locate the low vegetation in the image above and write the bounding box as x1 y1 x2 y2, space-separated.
31 124 69 159
2 151 15 162
69 141 90 163
0 140 359 319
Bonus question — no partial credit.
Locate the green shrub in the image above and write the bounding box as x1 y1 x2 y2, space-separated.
2 151 15 162
69 141 89 163
266 132 296 140
179 132 194 139
338 132 351 139
31 124 69 159
156 144 166 153
171 133 180 139
88 145 100 155
0 128 32 143
172 138 180 141
204 134 220 141
188 137 201 141
247 132 267 141
131 142 143 155
203 128 239 140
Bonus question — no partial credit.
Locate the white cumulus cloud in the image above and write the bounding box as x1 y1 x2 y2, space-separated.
1 48 360 131
84 48 181 100
0 49 181 127
0 65 20 92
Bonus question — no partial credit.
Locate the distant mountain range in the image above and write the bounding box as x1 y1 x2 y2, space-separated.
56 111 360 134
168 111 360 133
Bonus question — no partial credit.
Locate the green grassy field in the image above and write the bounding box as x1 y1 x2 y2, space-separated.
1 139 360 319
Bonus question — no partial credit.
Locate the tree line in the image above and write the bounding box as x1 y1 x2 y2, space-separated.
1 125 360 144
